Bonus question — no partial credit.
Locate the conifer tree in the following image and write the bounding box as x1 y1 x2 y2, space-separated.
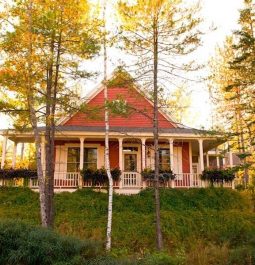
118 0 202 250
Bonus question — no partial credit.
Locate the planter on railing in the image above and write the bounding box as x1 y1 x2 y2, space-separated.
0 169 37 179
0 169 37 187
141 168 176 182
81 167 121 186
200 168 236 187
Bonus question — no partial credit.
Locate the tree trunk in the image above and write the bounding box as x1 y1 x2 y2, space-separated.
153 17 163 251
102 0 113 252
27 0 48 227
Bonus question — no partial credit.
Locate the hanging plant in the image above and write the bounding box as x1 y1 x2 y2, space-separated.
81 167 121 185
0 169 37 179
141 168 176 182
200 168 236 184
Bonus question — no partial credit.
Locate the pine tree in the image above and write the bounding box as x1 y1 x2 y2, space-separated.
118 0 202 250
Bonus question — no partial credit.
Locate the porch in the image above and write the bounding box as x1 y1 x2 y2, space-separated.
0 130 235 192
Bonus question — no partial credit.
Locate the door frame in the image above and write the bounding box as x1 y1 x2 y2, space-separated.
122 143 141 173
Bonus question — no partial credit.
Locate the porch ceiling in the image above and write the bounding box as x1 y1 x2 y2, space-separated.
0 126 225 149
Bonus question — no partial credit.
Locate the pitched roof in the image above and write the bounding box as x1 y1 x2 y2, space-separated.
60 69 179 128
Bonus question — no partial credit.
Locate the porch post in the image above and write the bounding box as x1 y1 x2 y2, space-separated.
118 138 123 171
206 152 209 168
141 138 146 170
12 142 17 169
169 138 175 188
216 148 220 168
118 138 123 189
229 150 233 167
79 137 85 188
1 136 8 169
198 139 205 187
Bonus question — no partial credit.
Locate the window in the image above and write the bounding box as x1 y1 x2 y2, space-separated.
67 147 97 172
84 148 97 170
67 147 80 172
159 149 170 171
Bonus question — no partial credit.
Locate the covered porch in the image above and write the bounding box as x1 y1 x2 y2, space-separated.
0 128 234 192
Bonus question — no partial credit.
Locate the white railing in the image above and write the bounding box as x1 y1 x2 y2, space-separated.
83 180 119 188
121 172 141 188
0 171 234 190
174 173 203 188
30 172 79 188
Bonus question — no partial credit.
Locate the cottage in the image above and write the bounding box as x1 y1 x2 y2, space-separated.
0 73 235 193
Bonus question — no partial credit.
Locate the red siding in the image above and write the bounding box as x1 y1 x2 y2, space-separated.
182 142 190 173
64 87 175 128
109 141 119 168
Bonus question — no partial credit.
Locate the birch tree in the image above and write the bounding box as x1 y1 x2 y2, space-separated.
118 0 202 250
101 0 114 251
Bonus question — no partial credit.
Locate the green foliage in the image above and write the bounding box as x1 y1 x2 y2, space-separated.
0 169 37 179
139 252 184 265
201 169 236 183
141 168 176 181
0 220 102 265
0 187 254 264
81 167 121 185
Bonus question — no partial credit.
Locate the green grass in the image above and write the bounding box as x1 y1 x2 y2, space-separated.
0 187 254 264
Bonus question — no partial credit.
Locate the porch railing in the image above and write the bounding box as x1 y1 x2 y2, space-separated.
30 172 79 188
121 172 141 188
0 172 234 190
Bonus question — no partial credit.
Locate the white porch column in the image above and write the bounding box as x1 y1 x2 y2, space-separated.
229 150 233 167
41 135 46 171
12 142 17 169
169 138 175 188
169 138 174 171
79 137 85 188
79 137 85 171
206 152 209 168
198 139 204 173
216 148 220 168
141 138 146 170
118 138 123 171
1 136 8 169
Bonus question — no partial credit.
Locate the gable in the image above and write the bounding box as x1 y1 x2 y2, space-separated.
63 86 176 128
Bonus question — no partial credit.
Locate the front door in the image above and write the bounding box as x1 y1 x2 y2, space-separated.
124 154 137 172
122 153 139 187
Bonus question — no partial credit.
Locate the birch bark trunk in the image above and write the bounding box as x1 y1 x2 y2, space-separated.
103 0 113 252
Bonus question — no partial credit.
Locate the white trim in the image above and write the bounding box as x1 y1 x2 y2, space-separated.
64 143 104 169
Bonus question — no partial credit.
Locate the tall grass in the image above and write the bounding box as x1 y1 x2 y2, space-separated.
0 187 254 264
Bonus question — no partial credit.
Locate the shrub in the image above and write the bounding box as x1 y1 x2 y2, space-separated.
0 220 102 265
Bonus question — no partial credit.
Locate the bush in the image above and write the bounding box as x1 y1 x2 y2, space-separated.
0 220 102 265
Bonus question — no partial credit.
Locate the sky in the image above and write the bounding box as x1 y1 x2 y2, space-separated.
0 0 244 130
